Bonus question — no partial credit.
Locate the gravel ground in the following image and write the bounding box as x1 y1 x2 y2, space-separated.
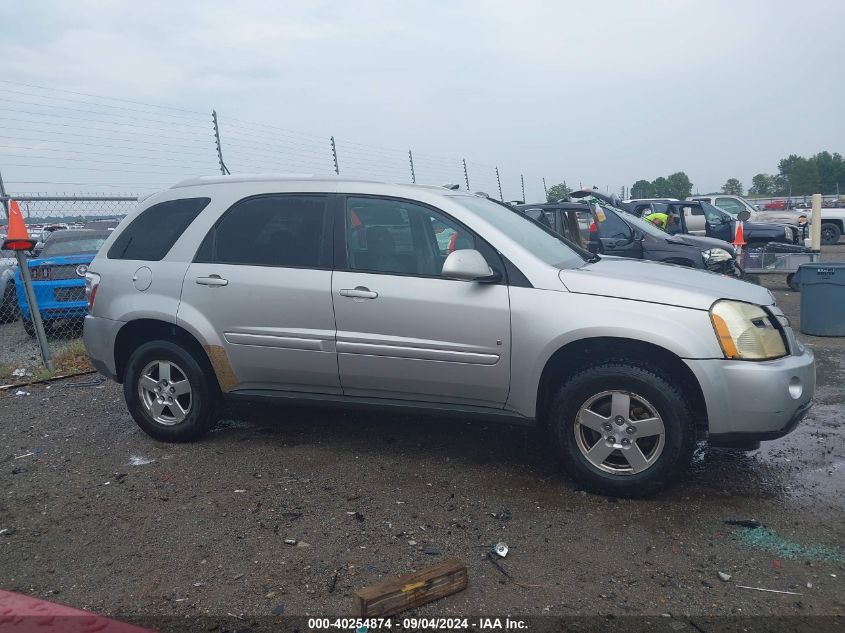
0 246 843 632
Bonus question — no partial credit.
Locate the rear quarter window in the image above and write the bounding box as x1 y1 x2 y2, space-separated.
108 197 210 261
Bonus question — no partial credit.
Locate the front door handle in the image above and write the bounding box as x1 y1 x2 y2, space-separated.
196 275 228 287
339 286 378 299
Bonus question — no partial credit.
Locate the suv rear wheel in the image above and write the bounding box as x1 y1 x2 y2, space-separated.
549 361 696 497
123 340 219 442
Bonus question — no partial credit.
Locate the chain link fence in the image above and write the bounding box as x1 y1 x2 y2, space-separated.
0 195 137 384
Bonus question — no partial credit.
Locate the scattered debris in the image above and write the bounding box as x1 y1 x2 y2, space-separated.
735 585 803 596
13 452 34 460
718 572 732 582
128 455 155 466
407 540 418 546
807 582 813 589
772 559 782 569
14 390 28 396
232 573 244 580
724 519 762 529
348 511 365 522
354 559 467 617
283 538 297 545
296 541 311 548
192 582 205 587
492 542 509 558
280 512 303 520
0 528 15 536
423 546 440 556
491 509 512 521
11 368 31 378
233 489 246 493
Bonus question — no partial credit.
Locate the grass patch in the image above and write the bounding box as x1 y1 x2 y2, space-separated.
51 340 93 375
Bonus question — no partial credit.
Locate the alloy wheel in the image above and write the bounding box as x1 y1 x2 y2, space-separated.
574 390 665 474
138 360 192 426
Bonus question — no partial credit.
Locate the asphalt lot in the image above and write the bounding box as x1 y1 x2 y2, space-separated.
1 246 843 630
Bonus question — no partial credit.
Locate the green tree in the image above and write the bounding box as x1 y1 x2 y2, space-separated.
666 171 693 198
630 179 654 199
749 173 775 195
721 178 744 195
546 181 571 203
789 158 820 195
651 176 670 197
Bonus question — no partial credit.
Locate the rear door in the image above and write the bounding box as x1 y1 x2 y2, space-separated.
178 194 339 393
332 195 511 407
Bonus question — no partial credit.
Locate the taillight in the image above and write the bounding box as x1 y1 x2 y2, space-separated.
85 272 100 313
589 222 598 233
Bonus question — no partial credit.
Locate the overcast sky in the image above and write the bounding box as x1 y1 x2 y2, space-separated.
0 0 842 199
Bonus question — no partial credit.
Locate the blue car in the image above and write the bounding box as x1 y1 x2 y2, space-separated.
15 230 111 337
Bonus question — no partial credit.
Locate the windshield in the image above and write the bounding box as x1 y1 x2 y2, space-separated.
451 195 586 269
41 237 107 257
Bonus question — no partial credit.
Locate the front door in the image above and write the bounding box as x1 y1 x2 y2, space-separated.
178 194 339 393
332 196 511 407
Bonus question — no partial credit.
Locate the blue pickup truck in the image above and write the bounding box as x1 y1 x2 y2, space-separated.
14 230 110 337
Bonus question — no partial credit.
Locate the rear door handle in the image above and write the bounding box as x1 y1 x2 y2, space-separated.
196 275 228 287
339 286 378 299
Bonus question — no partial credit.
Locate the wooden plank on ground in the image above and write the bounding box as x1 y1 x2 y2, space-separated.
354 559 468 617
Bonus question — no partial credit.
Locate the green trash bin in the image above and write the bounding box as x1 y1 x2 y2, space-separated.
796 262 845 336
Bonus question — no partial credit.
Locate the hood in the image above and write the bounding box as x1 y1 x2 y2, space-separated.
666 233 735 252
27 254 94 267
559 257 774 310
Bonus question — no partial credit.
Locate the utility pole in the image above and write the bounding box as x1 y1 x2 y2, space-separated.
520 174 525 203
462 159 470 190
330 136 340 175
0 169 53 370
542 177 548 200
211 110 230 175
495 167 503 201
408 150 416 184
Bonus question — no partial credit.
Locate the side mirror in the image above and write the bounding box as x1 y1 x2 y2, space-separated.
442 249 497 281
737 210 751 222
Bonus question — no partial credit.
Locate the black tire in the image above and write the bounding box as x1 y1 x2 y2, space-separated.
0 282 20 324
22 318 36 337
821 222 842 245
123 340 219 442
549 361 696 498
786 273 800 292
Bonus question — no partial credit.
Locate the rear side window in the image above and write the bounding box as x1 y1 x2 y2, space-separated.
196 195 329 268
108 197 210 261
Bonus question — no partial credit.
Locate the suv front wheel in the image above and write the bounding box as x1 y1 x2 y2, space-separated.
123 340 219 442
550 361 696 497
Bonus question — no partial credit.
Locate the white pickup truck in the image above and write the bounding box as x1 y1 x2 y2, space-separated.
818 208 845 244
688 195 808 229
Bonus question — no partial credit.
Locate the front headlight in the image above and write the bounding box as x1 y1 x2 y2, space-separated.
702 248 732 263
709 300 787 360
784 226 792 240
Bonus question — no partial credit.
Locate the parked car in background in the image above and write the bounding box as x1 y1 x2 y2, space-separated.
14 230 110 336
819 207 845 244
1 248 19 323
515 198 740 276
688 194 807 228
628 199 804 245
83 176 814 497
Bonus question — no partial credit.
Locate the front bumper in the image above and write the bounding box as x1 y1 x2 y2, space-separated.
83 315 123 381
684 344 815 440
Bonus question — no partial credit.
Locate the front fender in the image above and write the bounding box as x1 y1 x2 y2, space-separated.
506 288 722 418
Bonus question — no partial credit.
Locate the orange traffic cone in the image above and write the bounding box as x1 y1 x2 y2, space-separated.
2 200 36 251
732 220 746 248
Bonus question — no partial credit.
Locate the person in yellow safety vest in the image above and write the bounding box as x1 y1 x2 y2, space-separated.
644 211 669 229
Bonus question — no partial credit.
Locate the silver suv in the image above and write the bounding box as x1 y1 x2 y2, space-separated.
83 176 815 497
